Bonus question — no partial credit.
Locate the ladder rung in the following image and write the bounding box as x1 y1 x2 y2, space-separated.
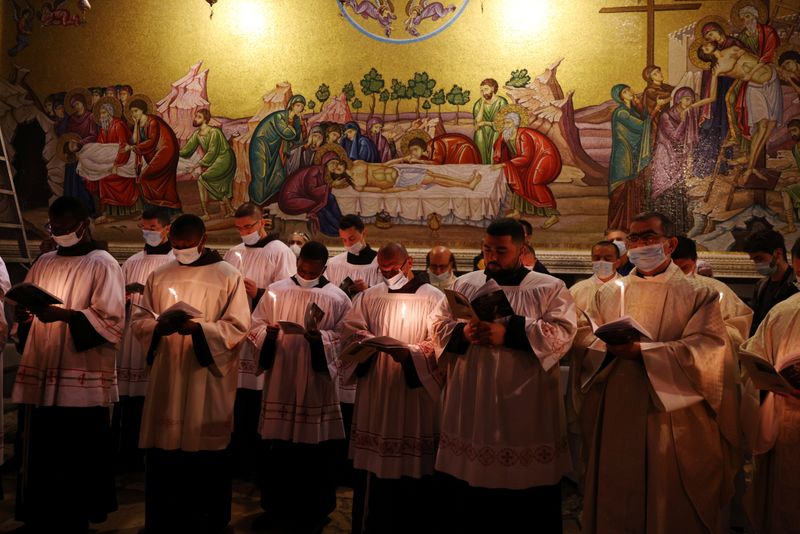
0 189 14 195
1 256 32 263
0 156 5 162
0 222 23 229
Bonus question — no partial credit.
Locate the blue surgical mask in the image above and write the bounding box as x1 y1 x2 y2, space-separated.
754 257 777 276
628 243 667 273
142 230 164 247
613 239 627 256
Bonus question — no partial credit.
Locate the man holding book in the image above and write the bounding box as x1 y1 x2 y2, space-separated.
131 214 250 532
575 212 737 533
11 195 125 531
435 218 577 533
223 202 296 477
739 236 800 533
339 242 449 534
113 207 174 471
246 241 352 532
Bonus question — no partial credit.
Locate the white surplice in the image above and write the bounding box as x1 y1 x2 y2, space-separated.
340 280 449 479
131 258 250 451
12 250 125 408
569 273 620 314
117 249 175 397
326 249 383 405
436 271 577 490
740 292 800 534
224 239 296 391
247 277 352 443
576 263 733 534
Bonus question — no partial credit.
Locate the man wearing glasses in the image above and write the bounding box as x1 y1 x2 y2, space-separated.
575 212 738 533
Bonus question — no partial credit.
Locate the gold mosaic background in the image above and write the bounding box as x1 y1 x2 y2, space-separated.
2 0 739 117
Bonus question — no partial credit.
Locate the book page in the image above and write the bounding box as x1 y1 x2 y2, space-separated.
279 321 306 335
740 352 798 395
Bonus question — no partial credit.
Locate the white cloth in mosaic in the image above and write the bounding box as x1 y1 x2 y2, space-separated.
12 250 125 407
117 250 175 397
132 259 250 451
331 163 507 223
325 250 383 404
575 263 735 533
436 270 577 489
224 239 296 391
247 277 352 443
740 293 800 534
339 281 449 479
76 142 200 181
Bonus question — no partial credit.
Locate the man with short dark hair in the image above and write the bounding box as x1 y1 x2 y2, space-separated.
604 227 634 275
131 214 250 532
436 218 577 533
113 207 174 471
743 229 797 335
570 240 622 312
574 211 738 533
473 78 507 164
13 196 125 531
740 236 800 533
223 201 296 477
247 241 352 531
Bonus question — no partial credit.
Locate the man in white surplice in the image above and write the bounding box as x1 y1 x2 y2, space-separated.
12 196 125 531
223 201 296 476
340 242 449 534
112 207 174 471
739 237 800 534
575 212 735 534
131 214 250 533
247 241 352 532
324 213 383 486
435 218 577 533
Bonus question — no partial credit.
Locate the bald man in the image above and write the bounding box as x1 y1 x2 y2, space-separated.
426 245 457 291
340 242 449 534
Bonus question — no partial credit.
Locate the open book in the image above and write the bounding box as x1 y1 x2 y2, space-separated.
740 351 800 396
6 282 63 308
132 301 204 321
279 302 325 335
443 279 514 322
580 309 653 346
340 336 408 364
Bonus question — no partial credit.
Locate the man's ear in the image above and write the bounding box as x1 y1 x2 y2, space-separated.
665 236 679 256
198 234 208 250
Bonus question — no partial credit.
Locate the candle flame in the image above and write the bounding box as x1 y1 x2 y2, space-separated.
719 292 724 302
614 280 624 289
401 303 406 320
168 287 178 301
268 291 277 300
235 251 242 262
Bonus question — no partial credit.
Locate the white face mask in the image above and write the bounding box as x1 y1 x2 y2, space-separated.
628 243 667 273
384 270 408 290
143 230 164 247
52 224 85 248
295 275 320 288
173 247 202 265
427 269 452 283
613 239 627 256
241 230 261 246
347 241 365 255
754 257 777 276
592 260 616 280
290 244 302 257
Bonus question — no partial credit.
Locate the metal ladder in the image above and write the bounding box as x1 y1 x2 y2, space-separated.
0 123 33 264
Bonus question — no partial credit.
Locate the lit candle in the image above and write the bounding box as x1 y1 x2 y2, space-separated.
269 290 277 323
614 280 625 317
235 251 243 265
401 303 406 324
719 292 724 302
168 287 178 303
